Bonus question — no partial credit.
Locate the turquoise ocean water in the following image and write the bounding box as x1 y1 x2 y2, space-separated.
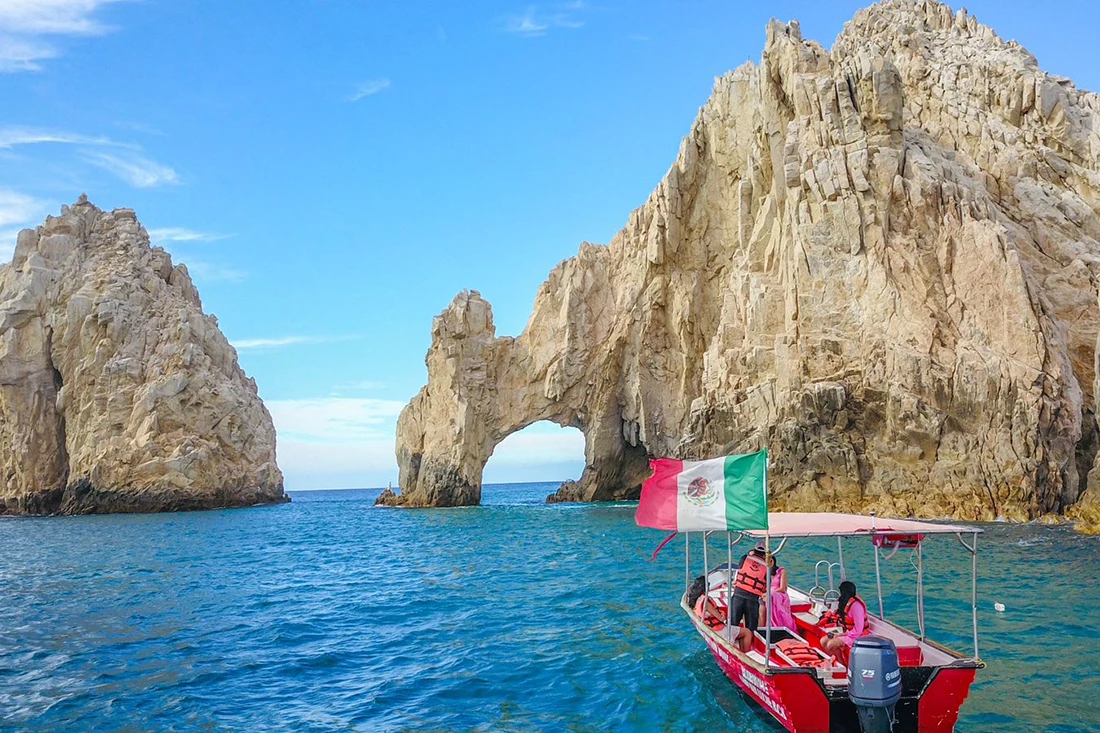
1 482 1098 731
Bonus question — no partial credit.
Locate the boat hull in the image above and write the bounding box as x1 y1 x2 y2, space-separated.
693 614 977 732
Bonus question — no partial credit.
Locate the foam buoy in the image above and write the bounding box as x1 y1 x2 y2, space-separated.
994 602 1005 612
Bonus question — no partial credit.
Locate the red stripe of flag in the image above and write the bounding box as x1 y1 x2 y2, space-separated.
634 458 683 530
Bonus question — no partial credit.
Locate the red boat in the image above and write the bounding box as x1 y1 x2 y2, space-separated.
683 513 983 732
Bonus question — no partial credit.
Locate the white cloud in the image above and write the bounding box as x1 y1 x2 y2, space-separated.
0 0 122 72
277 437 398 490
268 403 584 490
0 189 41 227
488 423 585 466
82 150 180 188
506 9 548 36
0 189 46 262
348 78 391 101
0 230 19 263
232 335 359 350
147 227 229 244
505 3 586 36
267 397 406 443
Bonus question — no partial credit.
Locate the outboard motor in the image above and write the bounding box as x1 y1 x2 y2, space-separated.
847 636 902 733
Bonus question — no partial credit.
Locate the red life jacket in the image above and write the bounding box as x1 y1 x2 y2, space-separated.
733 552 768 597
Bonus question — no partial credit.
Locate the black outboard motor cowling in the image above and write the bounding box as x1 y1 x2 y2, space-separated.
847 636 902 733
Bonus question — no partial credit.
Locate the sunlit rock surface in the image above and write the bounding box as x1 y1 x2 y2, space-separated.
0 196 286 514
389 0 1100 530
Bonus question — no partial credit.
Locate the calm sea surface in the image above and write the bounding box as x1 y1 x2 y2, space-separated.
1 482 1098 732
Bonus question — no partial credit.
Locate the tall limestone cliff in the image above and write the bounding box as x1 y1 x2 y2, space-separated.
389 0 1100 530
0 197 286 514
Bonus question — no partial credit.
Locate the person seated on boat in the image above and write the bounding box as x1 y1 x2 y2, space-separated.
820 581 868 660
729 545 769 652
758 552 797 634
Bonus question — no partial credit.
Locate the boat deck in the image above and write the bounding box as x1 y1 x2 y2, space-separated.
689 581 963 685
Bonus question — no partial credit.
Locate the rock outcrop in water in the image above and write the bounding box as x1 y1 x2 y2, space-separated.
388 0 1100 530
0 196 286 514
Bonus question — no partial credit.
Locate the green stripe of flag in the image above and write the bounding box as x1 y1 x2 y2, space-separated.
723 450 769 530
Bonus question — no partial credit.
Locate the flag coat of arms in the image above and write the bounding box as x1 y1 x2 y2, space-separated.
635 450 769 532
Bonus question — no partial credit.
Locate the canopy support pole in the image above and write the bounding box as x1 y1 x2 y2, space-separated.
685 533 691 597
836 537 846 581
873 541 885 619
764 533 772 672
727 533 734 644
917 540 926 641
703 531 710 600
971 532 979 660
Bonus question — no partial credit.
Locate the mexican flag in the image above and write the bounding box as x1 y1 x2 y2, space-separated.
635 450 769 532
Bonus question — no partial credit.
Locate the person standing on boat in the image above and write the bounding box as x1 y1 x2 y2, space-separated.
729 545 769 651
821 580 868 659
759 553 797 632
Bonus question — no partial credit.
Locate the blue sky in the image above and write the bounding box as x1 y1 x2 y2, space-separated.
2 0 1098 490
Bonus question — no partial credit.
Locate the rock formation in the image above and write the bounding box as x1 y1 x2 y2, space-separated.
389 0 1100 531
0 196 286 514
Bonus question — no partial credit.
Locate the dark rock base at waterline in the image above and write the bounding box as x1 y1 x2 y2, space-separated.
0 481 289 516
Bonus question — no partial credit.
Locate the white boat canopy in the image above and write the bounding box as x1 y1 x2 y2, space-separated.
740 512 982 539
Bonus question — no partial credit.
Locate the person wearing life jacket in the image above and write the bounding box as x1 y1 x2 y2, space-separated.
729 545 769 651
821 580 870 659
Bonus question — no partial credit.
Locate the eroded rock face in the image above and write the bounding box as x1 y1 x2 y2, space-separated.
0 196 286 514
390 0 1100 528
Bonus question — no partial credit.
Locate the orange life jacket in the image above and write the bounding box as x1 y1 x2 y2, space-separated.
694 592 726 629
733 552 768 597
776 639 828 668
839 595 870 635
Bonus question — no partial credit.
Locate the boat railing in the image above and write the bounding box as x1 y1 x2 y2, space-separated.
809 560 843 604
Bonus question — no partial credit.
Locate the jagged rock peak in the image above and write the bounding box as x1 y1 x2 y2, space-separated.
389 1 1100 533
0 198 286 515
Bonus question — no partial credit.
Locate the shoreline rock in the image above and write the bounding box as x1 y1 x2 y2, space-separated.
0 197 287 515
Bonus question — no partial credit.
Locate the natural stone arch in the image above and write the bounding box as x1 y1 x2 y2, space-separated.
386 285 651 507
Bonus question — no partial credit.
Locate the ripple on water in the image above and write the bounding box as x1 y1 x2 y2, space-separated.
0 484 1098 731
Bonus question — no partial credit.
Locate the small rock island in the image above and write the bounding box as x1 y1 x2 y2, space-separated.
0 196 286 514
386 0 1100 532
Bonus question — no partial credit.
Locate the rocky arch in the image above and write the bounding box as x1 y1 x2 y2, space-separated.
385 285 652 507
385 2 1100 532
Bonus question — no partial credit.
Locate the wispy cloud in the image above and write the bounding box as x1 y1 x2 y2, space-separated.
147 227 229 244
0 126 115 148
0 0 123 72
232 335 359 351
348 78 391 102
82 150 180 188
0 125 180 189
180 260 246 283
337 380 388 391
505 3 587 37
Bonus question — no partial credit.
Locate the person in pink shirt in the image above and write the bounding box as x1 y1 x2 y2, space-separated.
759 553 797 632
821 581 868 659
